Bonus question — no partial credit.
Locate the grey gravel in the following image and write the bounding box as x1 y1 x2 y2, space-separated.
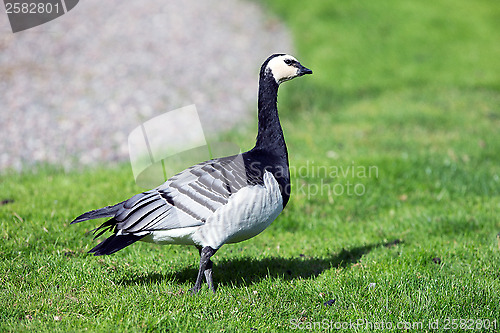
0 0 293 172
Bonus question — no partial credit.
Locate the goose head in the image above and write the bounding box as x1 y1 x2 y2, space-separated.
263 54 313 84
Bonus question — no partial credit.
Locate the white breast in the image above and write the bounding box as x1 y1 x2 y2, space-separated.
192 171 284 249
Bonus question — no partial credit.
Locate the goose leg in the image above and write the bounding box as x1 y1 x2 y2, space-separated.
190 246 217 294
204 259 215 293
196 246 216 292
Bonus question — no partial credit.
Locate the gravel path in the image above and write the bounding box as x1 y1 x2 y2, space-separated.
0 0 293 172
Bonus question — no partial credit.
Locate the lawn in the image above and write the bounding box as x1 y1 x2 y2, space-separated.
1 0 500 331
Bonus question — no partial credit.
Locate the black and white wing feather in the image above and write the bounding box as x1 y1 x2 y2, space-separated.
73 154 251 236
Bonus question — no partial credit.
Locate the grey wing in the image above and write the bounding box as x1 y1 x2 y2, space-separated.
114 154 249 233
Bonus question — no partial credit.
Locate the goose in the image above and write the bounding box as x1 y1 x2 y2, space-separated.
71 54 312 293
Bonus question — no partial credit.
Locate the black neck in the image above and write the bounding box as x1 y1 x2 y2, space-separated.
249 69 291 207
254 73 287 155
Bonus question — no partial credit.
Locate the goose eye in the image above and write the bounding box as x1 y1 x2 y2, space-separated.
284 59 293 65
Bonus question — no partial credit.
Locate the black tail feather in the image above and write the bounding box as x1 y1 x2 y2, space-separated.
90 219 116 240
88 233 145 256
72 202 144 256
71 202 123 224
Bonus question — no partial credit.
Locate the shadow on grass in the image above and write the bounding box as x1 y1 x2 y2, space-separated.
117 240 402 288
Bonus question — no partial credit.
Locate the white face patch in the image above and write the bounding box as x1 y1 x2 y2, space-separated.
266 54 300 84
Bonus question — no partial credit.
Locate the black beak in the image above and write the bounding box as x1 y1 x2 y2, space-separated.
297 63 313 76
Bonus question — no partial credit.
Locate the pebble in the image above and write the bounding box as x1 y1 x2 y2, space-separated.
323 299 335 306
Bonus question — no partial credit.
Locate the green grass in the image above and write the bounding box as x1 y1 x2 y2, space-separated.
2 0 500 331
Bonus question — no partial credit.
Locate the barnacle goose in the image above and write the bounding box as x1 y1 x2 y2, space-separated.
71 54 312 293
